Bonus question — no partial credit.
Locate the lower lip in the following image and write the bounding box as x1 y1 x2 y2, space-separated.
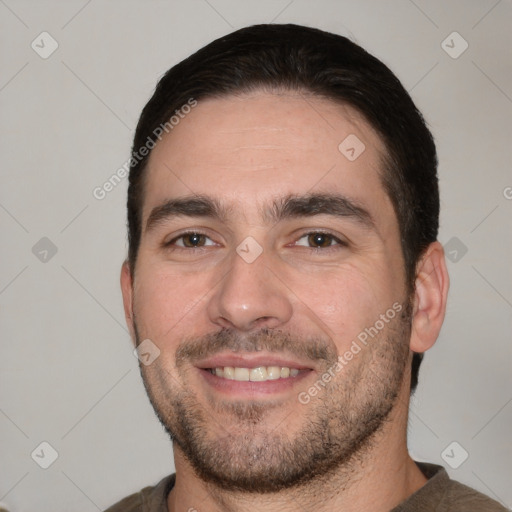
198 368 313 397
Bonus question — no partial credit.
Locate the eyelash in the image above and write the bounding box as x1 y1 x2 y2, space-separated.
164 230 347 252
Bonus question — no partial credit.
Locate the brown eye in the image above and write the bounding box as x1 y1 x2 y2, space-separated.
293 231 346 251
307 233 335 248
181 233 206 247
166 232 215 249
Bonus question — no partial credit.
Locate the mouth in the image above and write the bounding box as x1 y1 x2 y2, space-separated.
207 365 302 381
195 353 315 397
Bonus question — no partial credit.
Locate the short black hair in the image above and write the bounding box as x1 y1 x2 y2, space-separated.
127 23 439 392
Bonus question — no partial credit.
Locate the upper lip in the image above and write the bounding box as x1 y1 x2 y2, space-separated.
195 352 316 371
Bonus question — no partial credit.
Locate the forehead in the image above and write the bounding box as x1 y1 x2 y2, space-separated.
143 91 394 226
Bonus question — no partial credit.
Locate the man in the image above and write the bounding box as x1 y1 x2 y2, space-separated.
107 24 507 511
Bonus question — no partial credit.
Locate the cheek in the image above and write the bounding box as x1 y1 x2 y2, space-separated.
133 265 210 342
293 262 400 346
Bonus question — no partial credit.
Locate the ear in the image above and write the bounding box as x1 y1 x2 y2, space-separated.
120 260 136 345
409 241 450 353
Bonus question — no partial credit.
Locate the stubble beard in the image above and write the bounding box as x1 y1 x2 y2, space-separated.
137 307 412 494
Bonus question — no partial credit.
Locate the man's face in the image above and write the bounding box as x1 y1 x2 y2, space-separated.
124 92 412 492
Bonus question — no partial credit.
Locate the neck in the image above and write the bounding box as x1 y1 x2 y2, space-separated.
167 382 427 512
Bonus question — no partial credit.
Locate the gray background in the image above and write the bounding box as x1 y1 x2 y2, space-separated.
0 0 511 510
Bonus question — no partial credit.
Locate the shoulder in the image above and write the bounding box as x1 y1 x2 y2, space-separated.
441 477 509 511
103 474 175 512
395 462 509 512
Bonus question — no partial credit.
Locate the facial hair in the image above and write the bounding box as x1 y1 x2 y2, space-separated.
136 304 412 494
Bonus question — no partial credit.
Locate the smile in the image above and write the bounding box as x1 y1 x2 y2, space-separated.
209 366 301 381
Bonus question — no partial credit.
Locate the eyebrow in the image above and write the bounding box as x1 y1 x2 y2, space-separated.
145 192 376 233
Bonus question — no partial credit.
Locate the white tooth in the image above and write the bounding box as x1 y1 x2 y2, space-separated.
280 367 290 378
267 366 281 380
223 366 235 379
250 367 268 381
215 367 224 377
290 368 299 377
234 367 250 381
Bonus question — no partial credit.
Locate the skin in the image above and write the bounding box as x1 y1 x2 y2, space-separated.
121 91 449 511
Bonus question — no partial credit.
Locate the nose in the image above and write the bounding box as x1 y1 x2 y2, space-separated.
206 246 293 332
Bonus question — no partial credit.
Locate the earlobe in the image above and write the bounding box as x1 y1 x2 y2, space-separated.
409 241 450 353
120 260 136 342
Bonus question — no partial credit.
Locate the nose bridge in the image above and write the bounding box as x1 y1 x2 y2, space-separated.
207 241 293 331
